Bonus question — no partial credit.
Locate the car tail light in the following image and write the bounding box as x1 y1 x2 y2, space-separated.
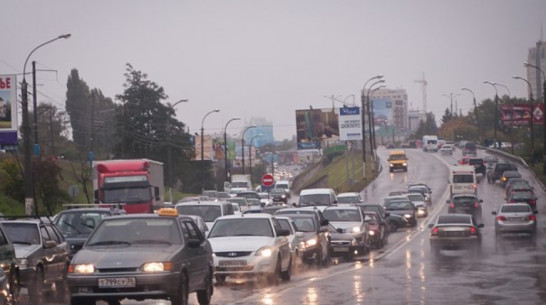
473 184 477 189
509 200 516 203
469 226 478 235
449 203 455 209
496 215 507 221
474 202 479 208
528 215 536 221
529 200 536 205
430 227 438 236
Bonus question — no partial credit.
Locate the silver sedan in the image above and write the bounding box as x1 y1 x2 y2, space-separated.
492 203 538 236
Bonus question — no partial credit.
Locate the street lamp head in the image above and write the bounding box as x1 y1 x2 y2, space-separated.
59 34 71 39
213 109 220 113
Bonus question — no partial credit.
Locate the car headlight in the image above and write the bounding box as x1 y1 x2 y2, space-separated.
403 163 407 166
404 214 412 218
351 226 361 233
142 262 173 272
389 164 394 167
368 230 375 236
16 258 29 269
256 246 273 257
350 238 358 246
305 238 318 247
69 264 95 274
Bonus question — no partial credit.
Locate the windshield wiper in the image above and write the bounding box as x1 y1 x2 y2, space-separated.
132 239 171 245
12 241 32 245
87 240 131 246
62 220 82 234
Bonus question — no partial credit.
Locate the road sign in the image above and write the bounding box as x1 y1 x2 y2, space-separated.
261 173 275 187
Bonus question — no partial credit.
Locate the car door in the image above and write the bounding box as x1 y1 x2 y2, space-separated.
271 218 290 269
0 226 16 282
179 218 210 291
40 225 61 282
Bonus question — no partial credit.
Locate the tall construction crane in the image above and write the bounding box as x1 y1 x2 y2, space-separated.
414 72 427 112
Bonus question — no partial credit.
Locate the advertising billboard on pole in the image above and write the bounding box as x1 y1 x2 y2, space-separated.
295 108 339 150
0 74 18 146
338 106 362 141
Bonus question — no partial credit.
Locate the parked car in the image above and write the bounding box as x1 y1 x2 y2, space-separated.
428 214 483 255
1 218 70 303
67 209 214 305
492 203 538 237
207 214 292 285
447 193 483 219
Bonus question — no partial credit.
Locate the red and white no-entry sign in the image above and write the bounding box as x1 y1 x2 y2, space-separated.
261 174 275 187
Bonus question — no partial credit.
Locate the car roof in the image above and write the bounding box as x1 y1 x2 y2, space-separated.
436 214 473 224
217 213 272 220
300 188 335 195
175 200 229 206
324 205 359 210
337 192 360 197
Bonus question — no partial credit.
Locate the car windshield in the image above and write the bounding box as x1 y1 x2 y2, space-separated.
407 194 424 202
290 216 316 232
54 211 111 235
175 205 222 222
231 182 249 188
500 205 531 213
452 196 476 204
384 201 413 210
453 175 474 183
208 218 273 238
299 194 330 205
323 209 361 222
437 215 471 225
2 223 41 245
87 218 181 246
103 187 152 203
389 154 407 160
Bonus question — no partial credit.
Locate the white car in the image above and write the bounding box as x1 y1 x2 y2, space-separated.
275 216 305 268
207 214 292 285
439 144 454 155
336 192 363 204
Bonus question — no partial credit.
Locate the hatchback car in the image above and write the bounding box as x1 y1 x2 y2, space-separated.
207 214 291 285
492 203 538 237
428 214 483 254
323 206 369 256
67 209 214 305
439 144 453 155
383 197 417 227
363 211 388 248
405 193 428 217
500 170 522 187
447 194 483 219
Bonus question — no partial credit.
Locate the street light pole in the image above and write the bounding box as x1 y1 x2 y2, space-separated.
367 80 385 162
461 88 481 142
248 134 263 180
21 34 71 215
484 81 501 147
442 93 460 117
241 125 256 174
166 99 188 202
369 85 385 150
361 75 383 179
224 117 241 182
512 76 534 150
524 61 546 174
199 109 220 191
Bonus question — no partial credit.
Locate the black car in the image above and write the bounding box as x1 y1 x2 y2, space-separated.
383 197 418 227
0 224 20 304
53 207 126 258
68 209 214 305
447 194 483 219
462 142 477 157
468 158 486 176
488 162 518 184
500 170 522 187
270 188 290 203
1 219 70 304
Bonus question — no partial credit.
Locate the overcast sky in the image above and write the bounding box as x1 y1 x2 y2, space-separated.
3 0 546 141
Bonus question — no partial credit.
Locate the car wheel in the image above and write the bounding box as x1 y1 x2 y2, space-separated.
9 269 20 305
388 222 398 233
215 275 226 285
280 257 292 281
172 272 189 305
322 247 331 267
70 297 95 305
29 268 44 304
197 269 213 305
267 258 281 285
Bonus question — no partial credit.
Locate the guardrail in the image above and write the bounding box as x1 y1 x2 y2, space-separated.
485 147 529 168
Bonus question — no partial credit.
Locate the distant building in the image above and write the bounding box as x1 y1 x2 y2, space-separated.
408 110 427 133
526 40 545 101
245 117 274 147
370 88 408 131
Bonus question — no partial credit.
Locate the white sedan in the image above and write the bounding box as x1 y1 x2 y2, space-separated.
439 144 454 155
207 214 292 285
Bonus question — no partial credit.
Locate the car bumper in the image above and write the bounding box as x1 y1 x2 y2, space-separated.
213 254 277 276
496 221 536 234
19 266 37 287
68 272 180 301
430 237 480 250
329 239 364 257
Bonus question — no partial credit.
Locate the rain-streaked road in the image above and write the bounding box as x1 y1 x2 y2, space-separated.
48 147 546 305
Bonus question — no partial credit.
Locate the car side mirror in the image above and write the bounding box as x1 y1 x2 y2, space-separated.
187 238 202 248
491 211 497 215
446 200 451 204
477 224 484 228
43 240 57 249
320 219 329 226
479 199 483 203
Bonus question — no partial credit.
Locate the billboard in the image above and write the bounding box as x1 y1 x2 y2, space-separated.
501 104 544 126
371 98 392 127
0 74 18 146
295 108 339 150
338 106 362 141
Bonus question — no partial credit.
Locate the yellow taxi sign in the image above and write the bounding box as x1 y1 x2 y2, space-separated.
158 208 178 217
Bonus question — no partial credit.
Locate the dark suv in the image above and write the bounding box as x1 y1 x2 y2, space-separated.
462 142 477 157
487 162 518 184
468 158 486 176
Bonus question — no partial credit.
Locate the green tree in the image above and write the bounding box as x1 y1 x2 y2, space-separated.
441 108 454 125
32 157 70 215
34 103 72 157
66 69 91 153
114 63 194 189
414 112 438 139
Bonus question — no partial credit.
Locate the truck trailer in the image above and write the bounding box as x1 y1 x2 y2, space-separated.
93 159 164 213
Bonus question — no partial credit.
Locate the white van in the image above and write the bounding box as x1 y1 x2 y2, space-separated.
449 165 477 197
298 188 337 207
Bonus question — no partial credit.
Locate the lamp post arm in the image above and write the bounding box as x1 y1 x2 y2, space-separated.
23 34 71 78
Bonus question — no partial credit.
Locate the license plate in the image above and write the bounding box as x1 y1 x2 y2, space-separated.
98 277 136 288
333 247 349 252
219 260 247 266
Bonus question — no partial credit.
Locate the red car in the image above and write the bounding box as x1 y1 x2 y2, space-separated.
458 157 470 165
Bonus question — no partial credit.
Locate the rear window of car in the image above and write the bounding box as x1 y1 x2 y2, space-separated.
469 159 483 165
500 205 531 213
453 174 474 183
452 196 476 204
437 215 471 224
